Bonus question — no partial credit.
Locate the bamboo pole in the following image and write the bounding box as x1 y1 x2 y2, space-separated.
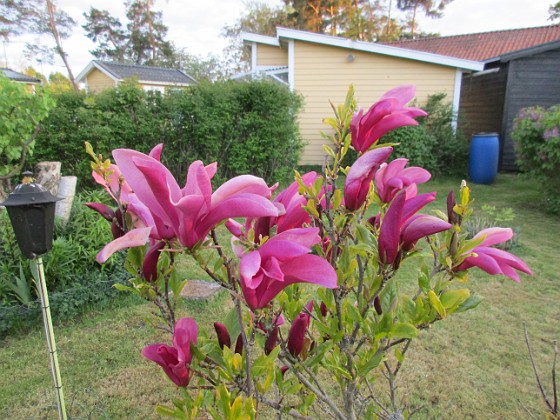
31 257 67 420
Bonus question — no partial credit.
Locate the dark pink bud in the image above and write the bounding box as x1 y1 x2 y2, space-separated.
374 296 382 315
288 313 308 357
234 334 244 355
264 326 279 355
447 191 457 224
142 241 165 282
111 208 126 239
214 322 231 349
320 302 328 317
280 365 289 377
85 202 115 222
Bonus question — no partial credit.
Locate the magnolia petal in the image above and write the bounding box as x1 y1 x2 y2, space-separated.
96 227 152 263
182 160 213 209
259 239 311 261
212 175 272 206
149 143 164 161
85 202 115 222
399 166 432 185
367 113 421 145
196 194 279 242
474 227 513 247
142 344 189 387
401 192 437 221
345 147 393 210
263 256 285 282
142 241 166 282
380 84 416 104
401 215 452 250
479 247 533 276
270 227 321 249
378 193 405 264
240 251 262 289
173 317 198 364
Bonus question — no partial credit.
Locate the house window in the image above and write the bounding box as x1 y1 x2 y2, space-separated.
143 85 165 93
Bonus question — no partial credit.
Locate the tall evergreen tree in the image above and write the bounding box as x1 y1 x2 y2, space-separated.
83 0 175 66
396 0 453 38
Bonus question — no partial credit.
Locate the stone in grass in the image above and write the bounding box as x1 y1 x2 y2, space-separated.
180 280 222 300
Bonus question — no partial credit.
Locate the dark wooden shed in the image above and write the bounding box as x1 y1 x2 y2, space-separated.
459 40 560 170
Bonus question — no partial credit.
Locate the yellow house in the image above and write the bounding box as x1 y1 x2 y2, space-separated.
241 28 484 165
1 68 42 93
76 61 196 94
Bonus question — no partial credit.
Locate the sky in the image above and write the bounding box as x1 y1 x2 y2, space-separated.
0 0 556 78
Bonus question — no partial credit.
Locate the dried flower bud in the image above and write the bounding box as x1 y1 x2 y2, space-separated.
447 191 457 225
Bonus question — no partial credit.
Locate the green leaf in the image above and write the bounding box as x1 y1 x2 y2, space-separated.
357 352 385 376
440 289 471 311
395 348 404 364
389 323 418 339
454 294 484 313
428 290 446 319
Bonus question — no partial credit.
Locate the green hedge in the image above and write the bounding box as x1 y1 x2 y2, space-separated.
31 80 303 187
512 105 560 213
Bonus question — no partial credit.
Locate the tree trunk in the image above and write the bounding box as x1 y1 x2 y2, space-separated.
55 176 77 224
35 161 61 197
46 0 78 90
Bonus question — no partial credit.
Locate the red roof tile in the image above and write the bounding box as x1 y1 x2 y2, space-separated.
384 25 560 61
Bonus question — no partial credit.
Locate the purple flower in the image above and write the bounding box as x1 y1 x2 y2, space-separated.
95 145 280 262
344 147 393 211
454 228 532 282
374 158 431 204
142 318 198 387
378 193 452 265
350 85 427 153
239 228 337 310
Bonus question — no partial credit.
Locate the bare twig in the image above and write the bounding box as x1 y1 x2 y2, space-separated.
523 322 555 413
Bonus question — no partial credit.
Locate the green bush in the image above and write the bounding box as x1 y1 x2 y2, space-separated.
512 105 560 213
0 190 127 336
32 80 302 187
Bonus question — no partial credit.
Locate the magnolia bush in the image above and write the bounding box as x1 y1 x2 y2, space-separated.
88 85 532 419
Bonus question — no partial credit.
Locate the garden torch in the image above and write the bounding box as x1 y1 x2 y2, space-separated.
1 172 67 420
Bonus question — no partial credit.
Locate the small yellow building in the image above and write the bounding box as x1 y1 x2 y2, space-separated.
241 28 484 165
1 68 42 93
76 61 196 94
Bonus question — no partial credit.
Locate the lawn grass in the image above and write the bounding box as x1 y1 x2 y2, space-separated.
0 174 558 419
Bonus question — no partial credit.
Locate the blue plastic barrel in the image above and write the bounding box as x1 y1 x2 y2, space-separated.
468 133 499 184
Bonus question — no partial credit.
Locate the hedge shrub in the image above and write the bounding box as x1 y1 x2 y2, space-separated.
32 80 303 187
512 105 560 213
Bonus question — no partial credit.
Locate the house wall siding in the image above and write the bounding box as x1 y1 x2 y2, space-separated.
256 44 288 67
458 66 507 167
501 48 560 170
292 41 457 164
86 68 116 93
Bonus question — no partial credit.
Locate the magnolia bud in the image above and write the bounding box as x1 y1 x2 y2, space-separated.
234 334 244 355
142 241 165 282
288 313 308 356
214 322 231 349
374 295 383 315
264 326 279 355
447 191 457 224
320 302 328 317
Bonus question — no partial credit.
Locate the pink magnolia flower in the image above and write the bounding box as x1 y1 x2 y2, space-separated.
350 85 427 153
239 228 338 310
142 317 198 387
344 147 393 211
374 158 431 203
378 192 452 265
95 145 280 262
454 228 532 282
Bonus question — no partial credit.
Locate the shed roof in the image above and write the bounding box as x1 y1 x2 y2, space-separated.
384 25 560 62
1 68 42 84
76 61 196 85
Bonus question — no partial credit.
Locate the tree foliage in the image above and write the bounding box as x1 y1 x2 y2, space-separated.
0 74 55 198
0 0 78 88
83 0 175 66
